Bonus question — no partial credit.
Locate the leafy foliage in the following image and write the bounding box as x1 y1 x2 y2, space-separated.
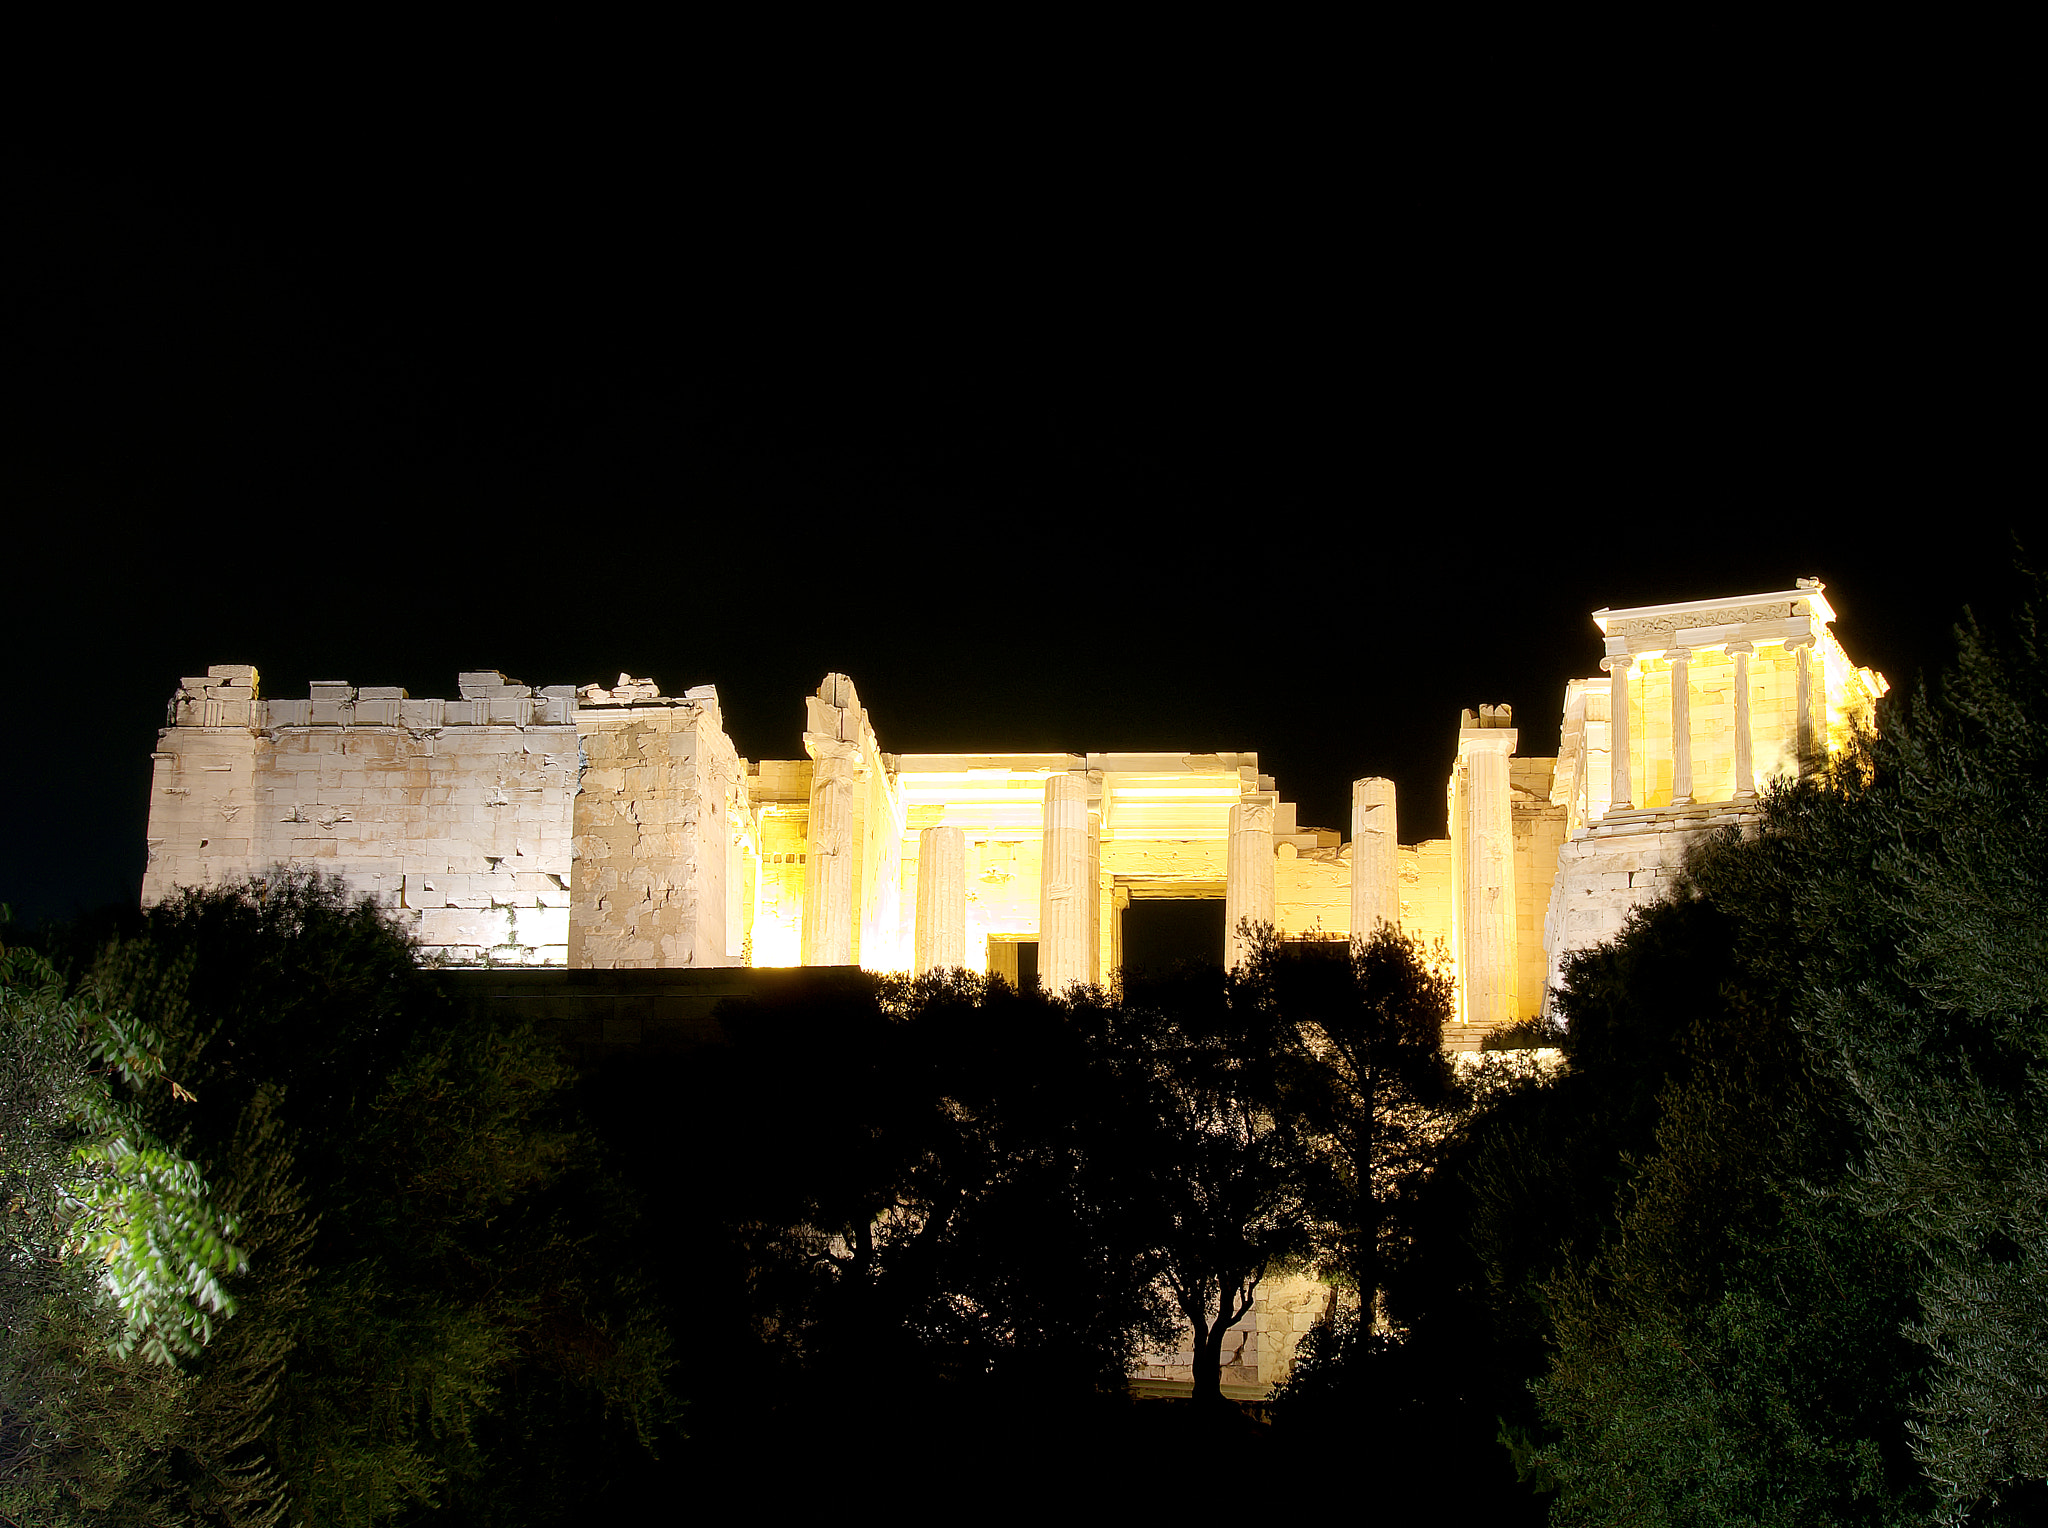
60 869 675 1525
1481 569 2048 1523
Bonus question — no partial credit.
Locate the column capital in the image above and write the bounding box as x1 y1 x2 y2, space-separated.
1783 634 1817 653
1725 640 1755 657
1665 646 1695 665
803 734 863 767
1600 654 1635 674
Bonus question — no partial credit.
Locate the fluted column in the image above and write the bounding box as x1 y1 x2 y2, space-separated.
1039 775 1092 992
1603 654 1635 813
1667 648 1694 806
801 740 860 965
1458 736 1516 1028
1087 809 1103 984
1224 795 1276 969
1729 642 1756 797
1349 776 1400 943
914 825 965 974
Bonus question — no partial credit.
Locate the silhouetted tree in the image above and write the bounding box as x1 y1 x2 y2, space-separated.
1244 925 1455 1319
1084 959 1317 1407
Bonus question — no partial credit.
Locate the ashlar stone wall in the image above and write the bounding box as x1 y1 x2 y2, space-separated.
144 668 579 963
570 678 751 970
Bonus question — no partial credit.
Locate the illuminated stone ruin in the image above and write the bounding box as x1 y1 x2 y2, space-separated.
142 582 1884 1046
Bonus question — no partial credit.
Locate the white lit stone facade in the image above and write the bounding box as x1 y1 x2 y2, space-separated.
142 582 1883 1043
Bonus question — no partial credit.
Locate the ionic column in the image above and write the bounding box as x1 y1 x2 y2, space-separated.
1667 648 1694 806
1728 642 1755 797
1350 776 1400 943
1457 734 1517 1028
801 739 860 965
1224 795 1276 969
1039 775 1092 992
1603 654 1635 813
1790 637 1818 774
914 825 966 974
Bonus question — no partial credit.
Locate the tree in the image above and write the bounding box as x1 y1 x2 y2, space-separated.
1782 586 2048 1521
1247 924 1455 1320
1086 957 1318 1407
83 870 676 1526
0 923 251 1523
666 970 1172 1414
1512 570 2048 1522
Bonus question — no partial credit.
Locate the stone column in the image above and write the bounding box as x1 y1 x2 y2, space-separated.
1349 776 1400 943
1603 654 1635 813
1224 795 1276 969
1458 735 1516 1028
1667 648 1694 806
1790 637 1818 774
1087 809 1103 984
801 739 859 965
1097 869 1117 987
1729 642 1756 797
914 825 966 974
1039 775 1092 992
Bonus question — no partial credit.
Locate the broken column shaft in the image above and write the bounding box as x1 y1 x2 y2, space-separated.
1350 776 1400 942
1224 795 1276 969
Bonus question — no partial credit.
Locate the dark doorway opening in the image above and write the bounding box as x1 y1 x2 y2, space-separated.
1120 898 1225 975
987 937 1040 990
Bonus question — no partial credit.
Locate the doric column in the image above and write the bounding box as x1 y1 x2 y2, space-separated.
914 825 965 974
1087 809 1103 984
1603 654 1635 813
1039 775 1092 992
1728 642 1756 797
1457 732 1517 1028
801 739 860 965
1667 648 1694 806
1349 776 1400 942
1224 794 1276 969
1097 868 1116 986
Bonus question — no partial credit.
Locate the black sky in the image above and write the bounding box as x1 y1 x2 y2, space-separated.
2 122 2028 927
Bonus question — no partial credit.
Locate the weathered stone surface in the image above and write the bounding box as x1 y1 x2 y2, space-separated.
1223 796 1275 969
140 584 1883 1031
914 825 966 974
1350 777 1399 940
1454 725 1516 1030
1039 775 1092 992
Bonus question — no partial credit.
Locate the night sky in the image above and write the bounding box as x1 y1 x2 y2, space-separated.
4 141 2026 928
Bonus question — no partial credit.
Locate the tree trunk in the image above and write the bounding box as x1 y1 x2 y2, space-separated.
1357 1066 1379 1323
1187 1276 1241 1407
